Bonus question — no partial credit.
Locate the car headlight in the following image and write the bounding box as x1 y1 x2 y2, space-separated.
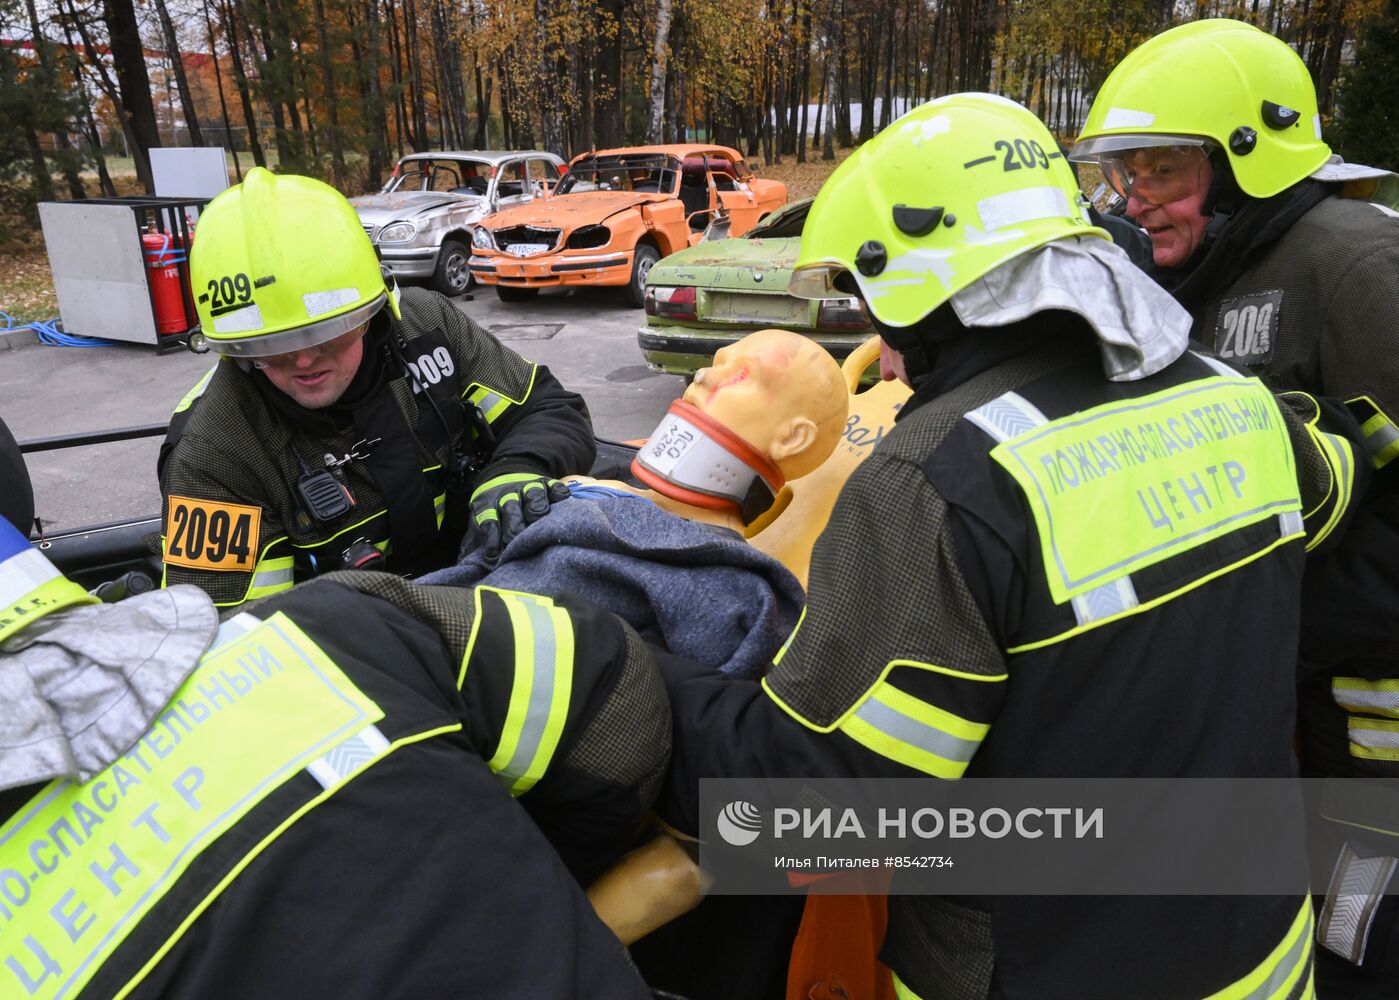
378 222 416 243
472 227 495 250
566 225 611 250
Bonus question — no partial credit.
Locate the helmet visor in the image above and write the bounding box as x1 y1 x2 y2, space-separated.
788 262 858 301
1071 138 1214 207
203 293 387 358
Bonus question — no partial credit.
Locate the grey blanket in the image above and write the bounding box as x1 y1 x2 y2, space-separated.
420 486 804 678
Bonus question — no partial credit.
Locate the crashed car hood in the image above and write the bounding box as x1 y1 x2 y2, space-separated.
649 236 800 292
349 191 486 226
484 191 669 232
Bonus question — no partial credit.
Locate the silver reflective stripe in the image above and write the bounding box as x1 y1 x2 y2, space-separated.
1333 683 1399 717
250 563 294 592
1071 575 1139 626
1279 511 1305 538
1347 721 1399 751
1324 430 1355 505
494 598 561 788
477 391 503 414
0 547 60 608
1191 351 1243 379
964 391 1049 443
852 694 980 765
208 612 263 652
306 723 390 790
1318 844 1398 965
1365 420 1399 457
1231 907 1312 1000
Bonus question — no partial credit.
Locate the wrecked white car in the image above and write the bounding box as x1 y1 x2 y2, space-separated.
350 150 567 296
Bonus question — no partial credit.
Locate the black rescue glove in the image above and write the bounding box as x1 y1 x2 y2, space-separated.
468 472 571 563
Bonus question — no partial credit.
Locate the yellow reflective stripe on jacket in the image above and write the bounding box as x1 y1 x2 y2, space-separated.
0 613 387 1000
838 680 989 779
1347 717 1399 761
465 364 537 425
1348 395 1399 470
171 365 218 415
1361 412 1399 469
244 556 295 602
434 491 446 528
485 591 575 796
1203 899 1313 1000
1304 428 1356 552
1333 678 1399 719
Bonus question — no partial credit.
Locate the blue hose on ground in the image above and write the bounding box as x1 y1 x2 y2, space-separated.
0 311 117 347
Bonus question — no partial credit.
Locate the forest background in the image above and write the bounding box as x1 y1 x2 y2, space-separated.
2 0 1399 316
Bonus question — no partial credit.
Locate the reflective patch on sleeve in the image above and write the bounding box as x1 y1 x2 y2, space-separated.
1361 413 1399 470
1347 717 1399 761
0 613 383 1000
163 497 262 573
1333 678 1399 720
989 377 1301 605
837 679 990 779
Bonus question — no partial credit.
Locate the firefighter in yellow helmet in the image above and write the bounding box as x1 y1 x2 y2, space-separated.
159 168 595 607
647 92 1366 997
1074 22 1399 994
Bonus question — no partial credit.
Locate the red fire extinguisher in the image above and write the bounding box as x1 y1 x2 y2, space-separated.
141 231 190 335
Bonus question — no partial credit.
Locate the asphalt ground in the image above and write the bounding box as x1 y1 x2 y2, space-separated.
0 285 682 531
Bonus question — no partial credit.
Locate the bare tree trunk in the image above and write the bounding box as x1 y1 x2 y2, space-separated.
386 0 412 154
22 0 84 199
312 0 346 184
596 0 624 147
153 0 204 145
218 0 267 167
58 14 117 194
797 8 811 164
203 0 242 180
535 0 565 151
646 0 675 143
404 0 430 148
474 57 491 147
347 0 387 186
63 0 152 182
101 0 162 190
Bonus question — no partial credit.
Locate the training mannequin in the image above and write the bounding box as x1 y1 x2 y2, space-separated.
572 328 850 536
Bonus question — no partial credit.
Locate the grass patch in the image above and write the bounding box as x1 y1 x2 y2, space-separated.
0 251 59 325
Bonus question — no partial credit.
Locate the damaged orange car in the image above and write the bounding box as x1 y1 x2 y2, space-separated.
468 144 787 307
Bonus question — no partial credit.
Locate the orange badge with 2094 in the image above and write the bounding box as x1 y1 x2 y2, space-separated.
163 496 261 572
469 144 787 308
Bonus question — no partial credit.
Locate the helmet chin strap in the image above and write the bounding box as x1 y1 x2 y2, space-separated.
630 400 786 526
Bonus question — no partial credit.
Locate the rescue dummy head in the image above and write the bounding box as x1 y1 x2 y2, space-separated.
630 329 848 526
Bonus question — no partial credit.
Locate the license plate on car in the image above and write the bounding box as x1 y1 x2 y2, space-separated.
707 292 807 324
507 243 550 257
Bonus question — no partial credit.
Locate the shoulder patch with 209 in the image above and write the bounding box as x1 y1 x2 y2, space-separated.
1211 289 1284 369
165 495 262 572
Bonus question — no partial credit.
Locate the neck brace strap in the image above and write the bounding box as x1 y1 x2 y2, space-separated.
631 401 785 525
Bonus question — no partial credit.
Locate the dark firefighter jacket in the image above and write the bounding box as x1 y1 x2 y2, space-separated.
158 287 595 606
657 319 1330 1000
1184 192 1399 780
1180 187 1399 979
0 570 668 999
